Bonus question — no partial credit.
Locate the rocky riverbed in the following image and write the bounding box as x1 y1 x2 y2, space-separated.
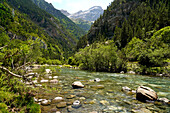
31 67 169 113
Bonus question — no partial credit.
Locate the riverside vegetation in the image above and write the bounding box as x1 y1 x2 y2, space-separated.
0 0 169 112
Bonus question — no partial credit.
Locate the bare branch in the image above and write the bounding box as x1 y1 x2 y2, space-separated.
0 66 23 78
0 45 8 50
15 62 33 70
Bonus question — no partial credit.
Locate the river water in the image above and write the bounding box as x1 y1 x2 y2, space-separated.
34 67 170 113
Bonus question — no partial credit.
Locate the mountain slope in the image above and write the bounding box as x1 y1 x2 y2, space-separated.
68 6 104 22
72 18 93 33
77 0 170 49
6 0 76 59
31 0 86 40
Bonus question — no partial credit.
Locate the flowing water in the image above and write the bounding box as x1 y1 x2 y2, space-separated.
34 67 170 113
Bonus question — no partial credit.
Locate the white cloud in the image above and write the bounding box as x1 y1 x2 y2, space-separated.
45 0 62 3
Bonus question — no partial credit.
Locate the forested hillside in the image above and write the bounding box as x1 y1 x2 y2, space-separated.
6 0 78 59
31 0 86 40
74 0 170 76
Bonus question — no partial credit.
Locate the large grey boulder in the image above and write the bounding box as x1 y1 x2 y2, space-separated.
136 86 157 102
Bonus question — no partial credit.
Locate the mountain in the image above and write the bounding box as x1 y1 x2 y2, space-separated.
60 9 70 16
68 6 104 22
77 0 170 49
5 0 77 59
31 0 86 40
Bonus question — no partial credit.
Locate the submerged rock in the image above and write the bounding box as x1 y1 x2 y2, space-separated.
56 102 67 108
94 78 100 82
136 86 157 102
100 100 109 105
91 85 104 89
132 108 152 113
72 81 84 88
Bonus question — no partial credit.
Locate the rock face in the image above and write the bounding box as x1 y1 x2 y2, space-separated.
136 86 158 102
72 81 84 88
68 6 104 21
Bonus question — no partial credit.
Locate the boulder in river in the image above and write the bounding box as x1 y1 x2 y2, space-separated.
52 97 64 103
41 100 51 106
72 100 81 108
158 98 169 104
136 86 158 102
72 81 84 88
122 86 131 92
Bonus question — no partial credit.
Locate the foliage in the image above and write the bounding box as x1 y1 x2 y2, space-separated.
27 103 41 113
75 41 127 72
0 103 8 113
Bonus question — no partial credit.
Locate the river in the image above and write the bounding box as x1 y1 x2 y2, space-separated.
33 67 170 113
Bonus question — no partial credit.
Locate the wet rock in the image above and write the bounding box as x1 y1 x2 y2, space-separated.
158 98 169 104
56 102 67 108
72 81 84 88
122 86 131 92
50 79 58 84
136 86 158 102
100 100 109 105
52 97 64 103
41 100 51 106
72 100 81 108
45 69 52 74
94 78 100 82
33 80 37 84
40 80 48 83
120 71 124 74
79 97 86 100
53 76 58 79
84 99 96 104
128 71 136 74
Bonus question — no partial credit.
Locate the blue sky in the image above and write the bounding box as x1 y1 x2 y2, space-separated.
45 0 113 14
